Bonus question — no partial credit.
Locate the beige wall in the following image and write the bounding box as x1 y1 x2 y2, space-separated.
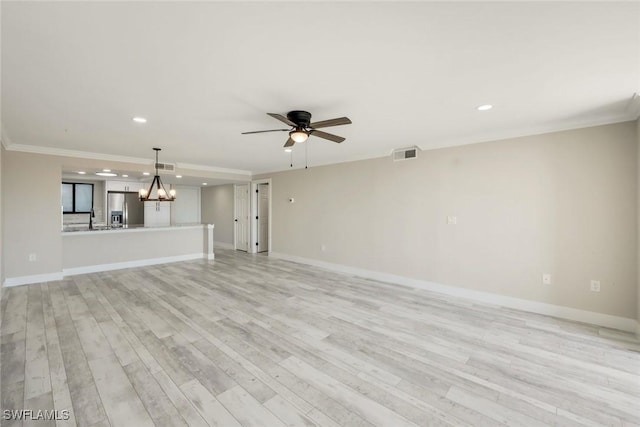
201 184 234 244
3 151 63 278
258 122 638 319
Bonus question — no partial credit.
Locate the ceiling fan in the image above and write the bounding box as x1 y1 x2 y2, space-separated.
241 110 352 148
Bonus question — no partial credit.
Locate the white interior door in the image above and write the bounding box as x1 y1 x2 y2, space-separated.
257 183 269 253
234 184 249 251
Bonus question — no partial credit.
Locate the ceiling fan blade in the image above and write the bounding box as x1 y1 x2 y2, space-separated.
310 130 345 143
309 117 352 129
241 129 289 135
267 113 296 127
283 137 295 148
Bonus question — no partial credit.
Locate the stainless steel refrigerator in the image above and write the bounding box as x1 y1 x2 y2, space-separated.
107 192 144 227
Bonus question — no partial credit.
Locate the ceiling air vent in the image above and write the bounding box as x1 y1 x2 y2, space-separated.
393 146 420 161
155 162 176 172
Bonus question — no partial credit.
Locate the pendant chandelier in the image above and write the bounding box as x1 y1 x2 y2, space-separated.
139 148 176 202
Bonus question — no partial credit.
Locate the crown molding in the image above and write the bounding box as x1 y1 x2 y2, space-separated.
2 142 253 176
253 115 636 175
177 162 252 176
4 143 153 165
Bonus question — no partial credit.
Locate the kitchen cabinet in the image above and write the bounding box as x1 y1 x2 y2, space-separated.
106 181 145 193
144 201 171 227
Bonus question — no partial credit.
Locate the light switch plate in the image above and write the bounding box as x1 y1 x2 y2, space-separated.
590 280 601 292
447 216 457 225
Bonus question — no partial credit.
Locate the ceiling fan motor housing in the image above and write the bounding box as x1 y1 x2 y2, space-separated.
287 110 312 127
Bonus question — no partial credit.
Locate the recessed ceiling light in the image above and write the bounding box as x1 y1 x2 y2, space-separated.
477 104 493 111
143 172 150 176
176 175 182 178
133 117 147 123
202 183 208 186
284 148 292 153
77 171 86 175
103 169 111 172
122 174 128 178
96 172 117 177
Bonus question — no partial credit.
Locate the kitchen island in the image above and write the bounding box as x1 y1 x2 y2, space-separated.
62 224 215 276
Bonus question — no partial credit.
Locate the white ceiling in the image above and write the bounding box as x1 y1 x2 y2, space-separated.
2 1 639 174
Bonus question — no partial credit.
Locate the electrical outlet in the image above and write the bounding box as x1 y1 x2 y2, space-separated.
28 253 37 262
447 216 457 225
542 273 551 285
590 280 601 292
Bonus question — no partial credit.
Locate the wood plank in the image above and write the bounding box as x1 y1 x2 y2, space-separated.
41 284 76 427
123 361 188 427
87 354 155 427
445 386 548 427
263 395 319 427
98 320 139 367
179 379 241 427
22 391 55 427
151 370 210 427
280 356 418 427
162 334 236 395
217 385 287 427
47 282 108 427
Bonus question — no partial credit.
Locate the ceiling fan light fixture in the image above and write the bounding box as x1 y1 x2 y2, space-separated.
290 130 308 143
242 110 351 148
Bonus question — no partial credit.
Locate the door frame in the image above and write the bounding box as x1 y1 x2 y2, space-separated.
233 184 250 251
250 178 272 254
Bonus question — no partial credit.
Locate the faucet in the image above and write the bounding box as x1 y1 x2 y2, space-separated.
89 209 94 230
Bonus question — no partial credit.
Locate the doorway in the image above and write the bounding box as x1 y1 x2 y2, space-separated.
234 184 249 251
247 178 272 254
256 183 269 253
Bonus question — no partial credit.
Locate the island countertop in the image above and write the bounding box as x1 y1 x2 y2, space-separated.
61 223 207 235
62 224 215 273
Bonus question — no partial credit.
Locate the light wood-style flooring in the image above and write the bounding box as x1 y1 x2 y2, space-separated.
1 249 639 427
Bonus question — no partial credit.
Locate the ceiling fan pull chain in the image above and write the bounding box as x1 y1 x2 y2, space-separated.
305 140 308 169
290 150 293 168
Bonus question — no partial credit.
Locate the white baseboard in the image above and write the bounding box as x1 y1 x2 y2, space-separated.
3 272 65 287
214 241 234 250
63 253 205 276
4 253 207 287
270 252 638 333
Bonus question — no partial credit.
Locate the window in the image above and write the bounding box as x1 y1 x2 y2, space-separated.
62 183 94 213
